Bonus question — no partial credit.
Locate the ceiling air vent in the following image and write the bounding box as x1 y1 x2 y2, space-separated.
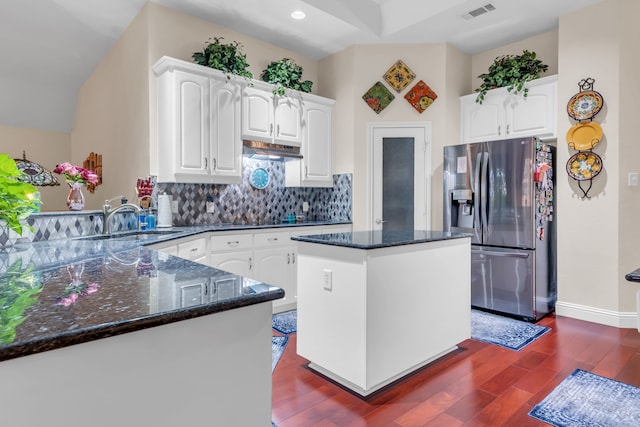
462 3 496 20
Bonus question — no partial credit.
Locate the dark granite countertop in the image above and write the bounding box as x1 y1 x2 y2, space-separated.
0 220 348 362
291 229 471 249
625 268 640 283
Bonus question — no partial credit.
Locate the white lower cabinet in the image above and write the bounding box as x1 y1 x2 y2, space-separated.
253 231 297 313
209 233 254 277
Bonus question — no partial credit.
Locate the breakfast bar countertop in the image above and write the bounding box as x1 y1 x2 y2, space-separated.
291 229 471 249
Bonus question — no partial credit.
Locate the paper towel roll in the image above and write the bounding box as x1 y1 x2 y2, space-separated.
157 194 172 228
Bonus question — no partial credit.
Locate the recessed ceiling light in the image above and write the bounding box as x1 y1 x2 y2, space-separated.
291 10 306 20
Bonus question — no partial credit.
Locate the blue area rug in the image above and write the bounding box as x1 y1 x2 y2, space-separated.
272 310 297 335
272 335 288 372
471 309 550 351
529 369 640 426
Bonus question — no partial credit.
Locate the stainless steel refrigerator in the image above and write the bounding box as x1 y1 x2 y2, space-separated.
443 137 556 321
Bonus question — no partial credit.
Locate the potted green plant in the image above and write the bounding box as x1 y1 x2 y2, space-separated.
475 50 549 104
192 37 253 80
0 154 40 236
260 58 313 96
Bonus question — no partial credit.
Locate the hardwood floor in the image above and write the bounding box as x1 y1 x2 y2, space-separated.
272 314 640 426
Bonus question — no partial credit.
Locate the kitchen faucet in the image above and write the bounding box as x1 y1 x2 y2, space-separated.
103 196 141 235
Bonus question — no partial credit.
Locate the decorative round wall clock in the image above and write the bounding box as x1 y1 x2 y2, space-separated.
249 167 270 189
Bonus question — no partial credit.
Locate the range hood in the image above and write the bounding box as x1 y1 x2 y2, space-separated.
242 140 302 160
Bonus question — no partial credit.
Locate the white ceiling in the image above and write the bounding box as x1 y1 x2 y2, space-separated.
0 0 604 133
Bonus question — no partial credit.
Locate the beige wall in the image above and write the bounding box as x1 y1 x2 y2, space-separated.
471 30 559 95
0 125 70 211
320 42 470 230
556 0 639 324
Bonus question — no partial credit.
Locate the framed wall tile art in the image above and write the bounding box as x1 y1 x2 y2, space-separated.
383 60 416 93
404 80 438 113
362 81 395 114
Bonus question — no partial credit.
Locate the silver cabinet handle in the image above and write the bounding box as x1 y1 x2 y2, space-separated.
270 123 273 136
267 237 279 242
190 247 197 252
292 253 296 264
287 253 290 264
213 158 217 170
249 257 252 269
204 157 208 169
497 125 501 135
227 240 240 247
506 124 510 135
375 218 388 224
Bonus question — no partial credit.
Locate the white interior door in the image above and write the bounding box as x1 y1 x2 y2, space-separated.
370 123 431 231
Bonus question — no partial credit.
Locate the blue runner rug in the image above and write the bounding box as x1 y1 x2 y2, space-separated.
272 335 288 372
471 309 550 351
529 369 640 426
272 310 297 335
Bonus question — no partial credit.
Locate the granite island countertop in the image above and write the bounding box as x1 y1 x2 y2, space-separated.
0 220 349 362
291 229 471 249
626 267 640 282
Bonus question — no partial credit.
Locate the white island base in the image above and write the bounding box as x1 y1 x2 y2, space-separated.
296 236 471 396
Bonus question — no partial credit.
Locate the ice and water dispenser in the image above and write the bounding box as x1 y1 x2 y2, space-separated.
449 189 474 229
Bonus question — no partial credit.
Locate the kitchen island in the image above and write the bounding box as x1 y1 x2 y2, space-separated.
292 230 471 396
0 238 283 427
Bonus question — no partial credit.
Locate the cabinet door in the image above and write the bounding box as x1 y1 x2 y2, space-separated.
172 70 210 180
254 246 295 311
274 97 302 145
242 87 274 142
177 238 207 264
209 78 243 184
506 79 557 139
210 250 253 277
460 92 505 144
285 99 334 187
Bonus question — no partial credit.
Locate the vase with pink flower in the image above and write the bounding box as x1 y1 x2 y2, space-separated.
53 162 99 211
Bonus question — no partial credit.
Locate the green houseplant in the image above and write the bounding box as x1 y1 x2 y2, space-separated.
192 37 253 80
260 58 313 96
0 154 40 236
475 50 549 104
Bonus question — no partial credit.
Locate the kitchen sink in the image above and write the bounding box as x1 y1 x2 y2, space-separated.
75 229 181 241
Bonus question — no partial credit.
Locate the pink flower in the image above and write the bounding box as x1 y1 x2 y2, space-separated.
53 162 98 186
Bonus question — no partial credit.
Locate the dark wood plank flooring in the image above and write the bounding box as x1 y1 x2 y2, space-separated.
272 314 640 426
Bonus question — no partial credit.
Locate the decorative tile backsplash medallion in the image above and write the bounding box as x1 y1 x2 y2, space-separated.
157 160 351 226
362 81 395 114
383 60 416 93
404 80 438 113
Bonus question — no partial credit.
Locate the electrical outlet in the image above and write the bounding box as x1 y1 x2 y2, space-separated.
323 269 332 291
629 172 638 187
171 200 179 213
303 201 309 212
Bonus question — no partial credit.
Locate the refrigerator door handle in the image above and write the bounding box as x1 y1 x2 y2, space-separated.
471 249 530 258
481 151 489 238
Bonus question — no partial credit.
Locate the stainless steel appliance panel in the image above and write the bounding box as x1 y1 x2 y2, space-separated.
443 142 483 244
471 245 535 319
483 138 536 249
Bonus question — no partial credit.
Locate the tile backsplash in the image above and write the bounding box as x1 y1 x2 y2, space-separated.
158 162 351 226
0 163 351 246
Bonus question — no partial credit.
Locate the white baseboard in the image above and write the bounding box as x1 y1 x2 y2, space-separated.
555 300 638 330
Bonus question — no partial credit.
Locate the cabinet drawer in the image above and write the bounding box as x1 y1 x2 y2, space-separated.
253 231 291 248
210 233 253 251
177 238 207 261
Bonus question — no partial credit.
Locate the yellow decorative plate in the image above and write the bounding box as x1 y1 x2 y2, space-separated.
383 60 416 93
566 151 602 181
566 121 603 151
567 90 603 120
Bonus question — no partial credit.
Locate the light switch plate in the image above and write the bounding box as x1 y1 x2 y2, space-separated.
323 269 332 291
171 200 179 213
629 172 638 187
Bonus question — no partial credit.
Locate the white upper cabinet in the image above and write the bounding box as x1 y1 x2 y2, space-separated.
153 56 243 184
460 75 557 144
241 83 302 146
286 95 335 187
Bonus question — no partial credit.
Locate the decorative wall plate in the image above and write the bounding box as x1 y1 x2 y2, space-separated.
565 121 603 150
566 151 602 181
383 60 416 93
249 167 270 189
404 80 438 113
362 81 395 114
567 90 603 121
